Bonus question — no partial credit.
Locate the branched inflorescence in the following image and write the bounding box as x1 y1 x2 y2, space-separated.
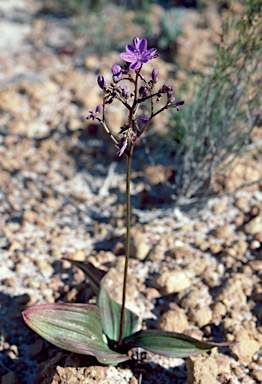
87 37 185 158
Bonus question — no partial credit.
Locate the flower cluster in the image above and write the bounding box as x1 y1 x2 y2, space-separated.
87 37 184 157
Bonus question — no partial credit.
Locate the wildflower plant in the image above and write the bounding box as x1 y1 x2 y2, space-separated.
23 38 234 367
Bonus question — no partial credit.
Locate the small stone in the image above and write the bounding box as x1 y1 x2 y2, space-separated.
244 216 262 235
186 259 208 275
212 302 227 323
210 243 223 254
68 118 83 131
248 260 262 272
225 240 248 259
35 259 54 276
229 324 262 364
130 232 150 260
214 223 231 239
187 354 218 384
251 368 262 382
157 308 189 333
213 202 227 214
166 245 193 260
147 244 165 261
249 240 260 250
188 306 212 327
154 269 191 294
215 354 231 375
145 287 161 301
67 250 86 261
234 197 250 212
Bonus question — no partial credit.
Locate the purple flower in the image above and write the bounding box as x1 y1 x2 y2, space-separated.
117 137 127 157
87 111 96 120
139 115 150 124
119 37 157 70
86 104 103 120
97 75 107 89
112 63 122 82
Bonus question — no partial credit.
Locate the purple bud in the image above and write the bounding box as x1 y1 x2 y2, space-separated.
95 104 103 113
139 115 150 124
175 100 185 111
139 85 149 97
112 63 122 82
160 84 172 94
152 69 158 83
133 37 140 46
97 75 106 89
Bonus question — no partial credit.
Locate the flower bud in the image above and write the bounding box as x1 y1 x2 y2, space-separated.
95 104 103 113
139 85 149 98
139 115 149 124
152 68 158 83
97 75 107 89
112 63 122 82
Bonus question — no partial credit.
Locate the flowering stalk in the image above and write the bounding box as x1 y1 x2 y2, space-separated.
87 37 184 346
118 142 133 346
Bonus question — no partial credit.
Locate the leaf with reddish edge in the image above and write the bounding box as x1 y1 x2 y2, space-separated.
97 277 140 343
123 330 236 359
62 258 107 295
22 303 129 365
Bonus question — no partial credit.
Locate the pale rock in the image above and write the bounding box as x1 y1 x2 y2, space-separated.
188 306 212 328
166 245 194 260
67 250 86 261
154 269 191 294
215 354 231 375
130 232 150 261
147 244 165 261
157 308 189 333
214 223 231 239
179 283 212 309
244 216 262 235
234 196 250 212
186 354 218 384
229 323 262 364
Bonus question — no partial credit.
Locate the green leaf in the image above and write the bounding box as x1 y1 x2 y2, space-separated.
123 330 235 359
97 278 140 343
63 258 107 295
22 303 129 365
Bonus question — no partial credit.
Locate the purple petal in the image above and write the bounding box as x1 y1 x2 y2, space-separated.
133 37 140 48
117 139 127 157
144 48 157 59
130 61 141 70
119 52 135 62
125 44 136 54
138 38 147 52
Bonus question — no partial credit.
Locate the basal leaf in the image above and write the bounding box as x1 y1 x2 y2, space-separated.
97 278 140 343
62 258 107 295
23 303 129 365
123 330 235 359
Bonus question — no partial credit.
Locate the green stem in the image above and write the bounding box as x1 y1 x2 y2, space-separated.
118 143 134 346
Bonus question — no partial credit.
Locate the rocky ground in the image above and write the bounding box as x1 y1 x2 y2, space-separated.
0 1 261 383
